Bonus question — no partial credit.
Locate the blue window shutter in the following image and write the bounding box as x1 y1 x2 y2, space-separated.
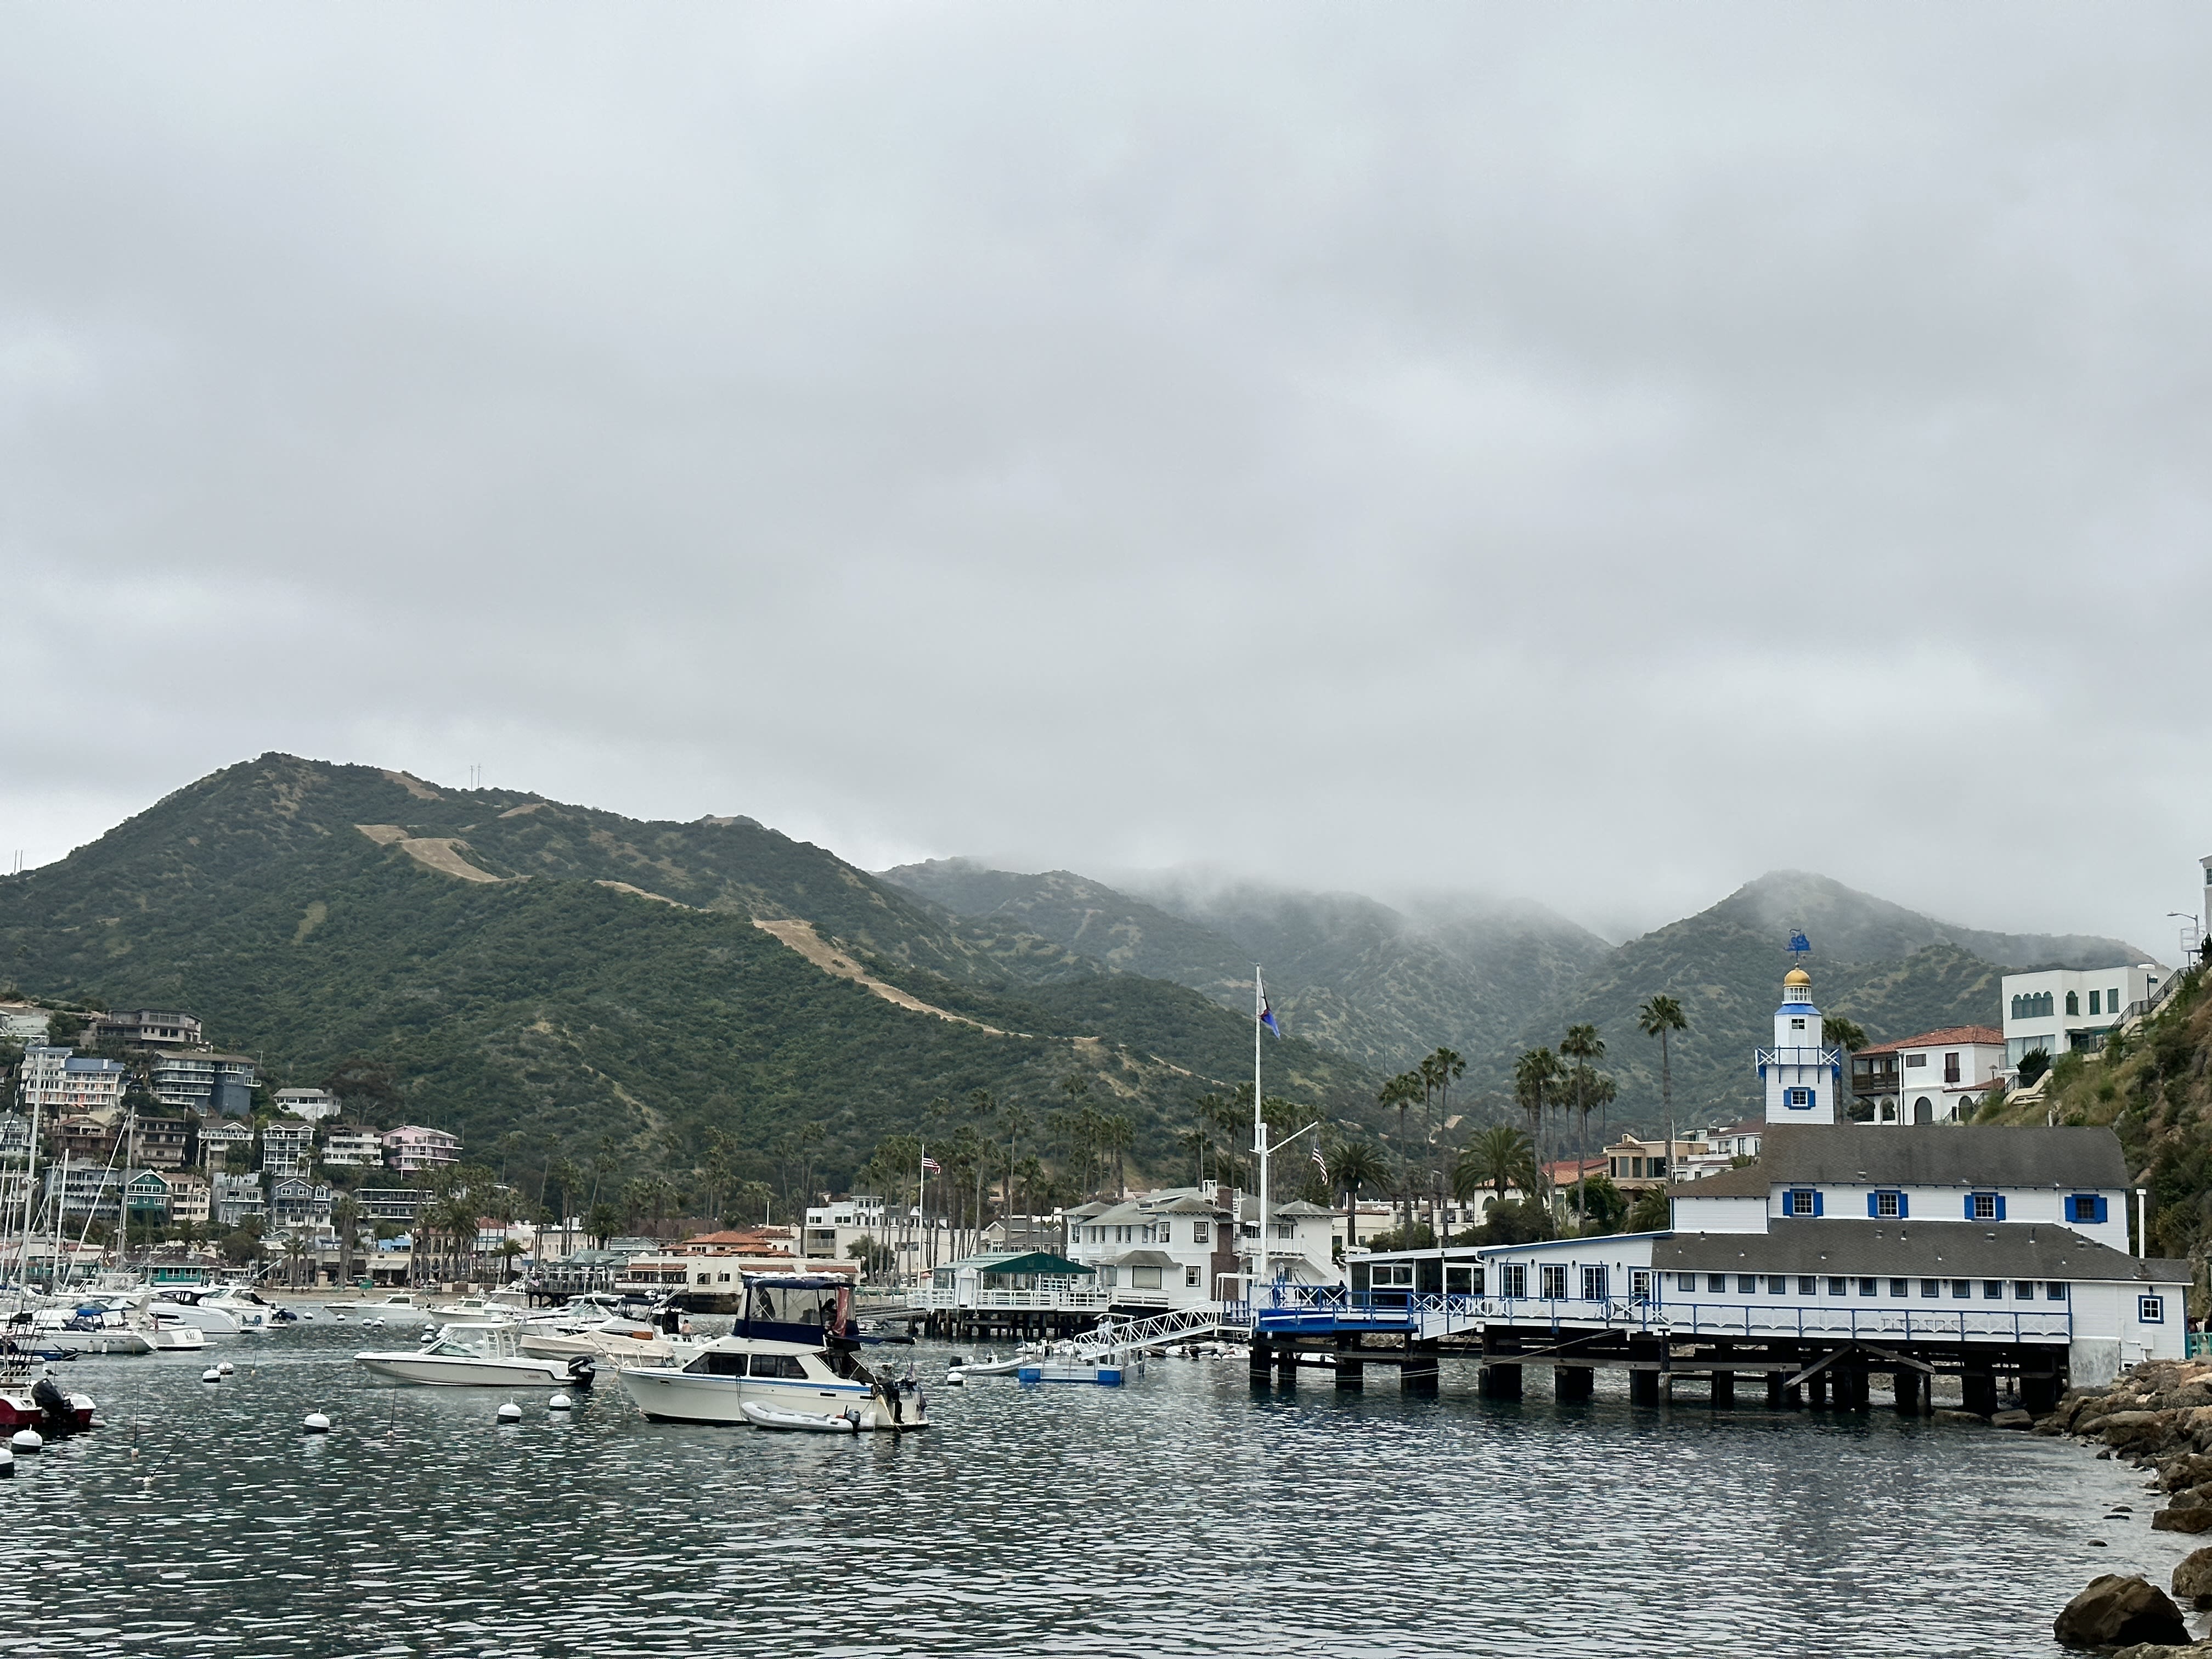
1813 1191 1824 1217
1780 1190 1791 1216
1995 1195 2006 1221
2095 1195 2108 1224
1897 1192 1909 1219
1963 1194 1976 1220
1866 1193 1878 1217
1808 1090 1816 1110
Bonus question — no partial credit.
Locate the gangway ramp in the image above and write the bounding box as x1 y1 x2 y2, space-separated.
1069 1303 1244 1361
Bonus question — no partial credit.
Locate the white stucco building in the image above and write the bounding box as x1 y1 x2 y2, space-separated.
1857 1026 2010 1125
2002 964 2166 1067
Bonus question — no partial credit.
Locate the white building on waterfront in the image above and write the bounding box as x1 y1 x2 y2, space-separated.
2002 964 2166 1068
1757 967 1844 1124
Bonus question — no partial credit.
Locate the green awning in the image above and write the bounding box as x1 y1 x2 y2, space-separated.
975 1250 1094 1278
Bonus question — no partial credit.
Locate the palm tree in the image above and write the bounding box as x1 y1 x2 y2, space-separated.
331 1193 363 1289
1512 1047 1562 1203
1330 1142 1389 1250
1559 1024 1606 1219
1822 1016 1869 1120
1453 1125 1537 1214
1637 995 1688 1175
1378 1073 1423 1230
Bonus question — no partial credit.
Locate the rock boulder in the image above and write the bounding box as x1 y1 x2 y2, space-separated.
2151 1506 2212 1534
2171 1545 2212 1607
1991 1408 2034 1430
2053 1575 2191 1649
2104 1411 2179 1453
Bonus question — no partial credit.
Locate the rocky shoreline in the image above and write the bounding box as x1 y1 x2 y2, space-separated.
2046 1359 2212 1653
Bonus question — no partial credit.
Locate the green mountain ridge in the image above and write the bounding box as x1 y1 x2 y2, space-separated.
0 757 1378 1195
885 859 2152 1143
1506 871 2151 1131
881 859 1614 1075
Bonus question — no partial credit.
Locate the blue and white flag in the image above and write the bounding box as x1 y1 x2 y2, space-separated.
1259 974 1281 1037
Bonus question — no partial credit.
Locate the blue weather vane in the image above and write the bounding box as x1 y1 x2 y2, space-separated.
1787 930 1812 958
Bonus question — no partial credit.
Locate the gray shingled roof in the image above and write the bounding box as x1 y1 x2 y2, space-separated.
1667 1124 2128 1196
1657 1218 2185 1283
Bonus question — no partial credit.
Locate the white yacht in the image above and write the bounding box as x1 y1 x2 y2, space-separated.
354 1322 597 1389
619 1274 924 1431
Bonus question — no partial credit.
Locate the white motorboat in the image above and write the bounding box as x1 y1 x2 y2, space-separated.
22 1299 155 1356
619 1274 923 1432
741 1401 860 1433
426 1295 518 1324
518 1318 681 1366
323 1291 436 1322
354 1322 598 1389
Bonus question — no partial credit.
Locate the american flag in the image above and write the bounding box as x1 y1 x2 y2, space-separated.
1311 1145 1328 1178
921 1155 941 1173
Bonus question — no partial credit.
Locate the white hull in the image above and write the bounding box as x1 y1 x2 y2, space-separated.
619 1364 917 1430
354 1351 581 1387
154 1302 243 1334
38 1329 155 1356
150 1326 207 1353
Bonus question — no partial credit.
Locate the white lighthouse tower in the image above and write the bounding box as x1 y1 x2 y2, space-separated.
1758 964 1843 1124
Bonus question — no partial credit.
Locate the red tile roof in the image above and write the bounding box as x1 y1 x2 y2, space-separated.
1856 1025 2005 1058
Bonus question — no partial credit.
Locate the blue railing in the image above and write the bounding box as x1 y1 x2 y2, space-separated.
1253 1285 2072 1344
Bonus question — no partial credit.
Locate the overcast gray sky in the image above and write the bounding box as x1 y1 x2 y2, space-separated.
4 6 2208 955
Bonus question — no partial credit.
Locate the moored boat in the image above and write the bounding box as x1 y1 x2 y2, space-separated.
0 1345 95 1433
354 1322 597 1389
619 1273 924 1432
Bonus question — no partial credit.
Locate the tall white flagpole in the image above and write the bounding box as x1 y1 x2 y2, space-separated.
917 1142 928 1284
1254 967 1266 1310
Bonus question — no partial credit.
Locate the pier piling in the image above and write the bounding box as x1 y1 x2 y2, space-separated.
1479 1362 1522 1400
1628 1368 1660 1406
1709 1370 1735 1409
1555 1365 1594 1404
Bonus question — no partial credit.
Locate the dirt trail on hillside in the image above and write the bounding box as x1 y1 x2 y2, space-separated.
751 918 1008 1034
353 823 507 883
597 881 685 906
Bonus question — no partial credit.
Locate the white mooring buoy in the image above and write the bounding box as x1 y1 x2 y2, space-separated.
547 1392 572 1412
496 1402 523 1424
303 1412 331 1434
200 1368 221 1383
0 1446 14 1476
216 1361 235 1376
10 1429 42 1453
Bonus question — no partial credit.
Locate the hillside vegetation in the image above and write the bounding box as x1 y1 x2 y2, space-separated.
0 756 1377 1203
883 860 1613 1075
1983 967 2212 1269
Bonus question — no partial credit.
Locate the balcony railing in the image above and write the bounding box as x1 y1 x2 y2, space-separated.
1253 1284 2073 1345
1756 1046 1843 1071
905 1285 1117 1312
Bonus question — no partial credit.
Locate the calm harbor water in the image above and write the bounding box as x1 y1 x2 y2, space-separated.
6 1323 2200 1658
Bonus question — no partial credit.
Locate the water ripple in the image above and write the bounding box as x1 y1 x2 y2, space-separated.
1 1331 2198 1657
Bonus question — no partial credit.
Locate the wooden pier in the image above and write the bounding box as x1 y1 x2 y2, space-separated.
1246 1323 2062 1415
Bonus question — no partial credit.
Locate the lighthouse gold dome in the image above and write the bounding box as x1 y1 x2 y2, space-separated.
1783 967 1812 988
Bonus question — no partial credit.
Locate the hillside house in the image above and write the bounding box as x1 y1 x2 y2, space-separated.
150 1052 257 1116
382 1125 460 1173
261 1121 315 1178
18 1047 127 1115
319 1126 385 1167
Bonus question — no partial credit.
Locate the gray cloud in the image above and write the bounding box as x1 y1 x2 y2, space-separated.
4 5 2209 958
